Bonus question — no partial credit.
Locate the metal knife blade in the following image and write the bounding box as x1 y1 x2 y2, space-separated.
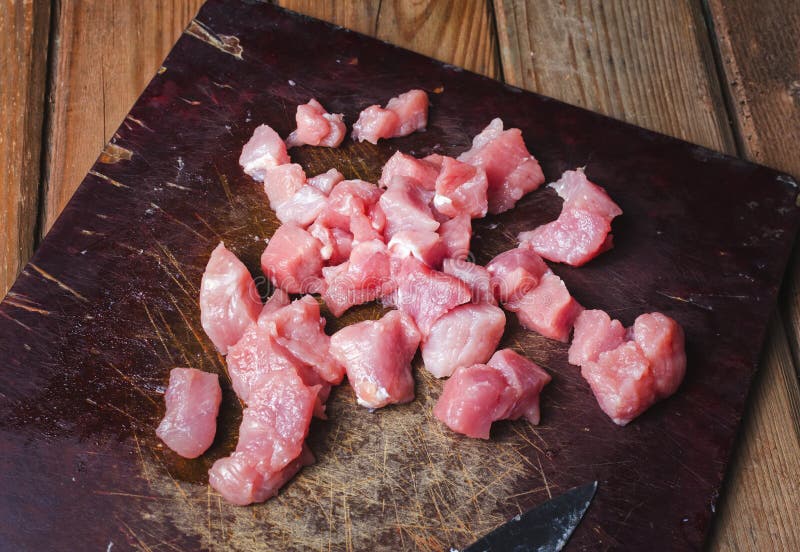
458 481 598 552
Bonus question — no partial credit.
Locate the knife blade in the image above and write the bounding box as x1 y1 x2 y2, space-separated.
457 481 598 552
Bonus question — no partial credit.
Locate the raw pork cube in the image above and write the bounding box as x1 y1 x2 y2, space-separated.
388 230 446 268
518 209 613 267
379 176 440 239
309 220 353 265
442 259 496 306
239 124 290 181
389 255 472 336
421 303 505 378
568 310 626 367
261 295 345 384
263 163 307 210
285 99 346 148
432 156 489 218
352 89 429 144
379 151 440 192
457 118 544 214
437 214 472 260
486 349 551 424
505 271 583 342
433 364 514 439
200 242 262 354
318 179 383 232
208 445 314 506
307 168 344 196
156 368 221 459
486 246 548 303
330 310 421 409
550 169 622 219
275 185 328 228
321 240 395 317
630 313 686 398
261 223 324 294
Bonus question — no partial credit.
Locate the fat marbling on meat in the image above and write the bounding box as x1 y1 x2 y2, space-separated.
239 124 290 182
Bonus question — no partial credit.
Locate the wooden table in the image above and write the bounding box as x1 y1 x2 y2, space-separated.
2 1 799 549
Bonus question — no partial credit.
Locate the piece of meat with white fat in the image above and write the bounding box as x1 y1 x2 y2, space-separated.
239 124 290 182
263 163 307 210
437 213 472 260
505 271 583 342
457 118 544 214
388 255 472 336
352 89 429 144
285 99 345 148
307 168 344 196
388 230 446 268
550 169 622 219
208 445 314 506
156 368 221 459
322 240 395 317
421 303 505 378
378 151 439 192
442 259 496 306
379 176 439 239
261 223 324 294
330 310 421 409
569 309 686 425
275 185 328 228
486 349 551 425
309 220 353 265
432 156 489 219
486 245 548 303
200 242 262 354
316 179 383 233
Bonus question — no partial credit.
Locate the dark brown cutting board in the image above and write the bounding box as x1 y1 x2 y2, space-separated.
1 2 798 550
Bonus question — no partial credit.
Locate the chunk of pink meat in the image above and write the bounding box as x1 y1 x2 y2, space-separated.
330 310 421 409
549 169 622 219
518 209 612 267
388 230 446 268
433 364 515 439
379 151 439 192
156 368 221 459
352 89 429 144
457 118 544 214
432 156 489 218
505 271 583 342
307 168 344 196
200 242 262 354
208 445 314 506
261 223 324 294
239 124 290 182
321 240 395 317
486 349 551 425
437 213 472 260
263 163 307 210
285 99 345 148
275 185 328 228
388 255 472 336
317 179 383 232
486 245 549 303
568 309 626 367
260 295 345 384
422 303 505 378
259 288 291 319
309 220 353 265
379 176 439 239
630 312 686 398
442 259 496 306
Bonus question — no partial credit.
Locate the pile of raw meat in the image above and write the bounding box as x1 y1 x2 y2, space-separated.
155 90 687 506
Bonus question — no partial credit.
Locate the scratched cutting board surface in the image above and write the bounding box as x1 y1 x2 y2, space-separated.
1 2 799 550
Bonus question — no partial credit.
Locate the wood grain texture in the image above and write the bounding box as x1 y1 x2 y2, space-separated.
492 0 800 549
0 0 50 298
273 0 381 35
41 0 205 238
492 0 735 152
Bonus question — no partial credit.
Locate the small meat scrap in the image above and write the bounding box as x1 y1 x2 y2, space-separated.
352 89 429 144
457 118 544 214
321 239 395 317
421 303 506 378
570 310 686 425
518 169 622 266
286 99 346 148
432 156 489 219
433 349 551 439
263 163 307 210
261 223 324 294
486 245 548 303
239 124 290 181
330 310 421 409
156 368 222 459
200 242 262 354
504 271 583 342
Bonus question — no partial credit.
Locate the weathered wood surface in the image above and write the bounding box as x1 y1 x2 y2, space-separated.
1 0 799 549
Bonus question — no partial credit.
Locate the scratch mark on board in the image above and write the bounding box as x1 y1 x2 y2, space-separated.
89 170 130 189
185 19 243 59
28 263 88 302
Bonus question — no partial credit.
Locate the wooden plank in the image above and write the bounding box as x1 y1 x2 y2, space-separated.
41 0 205 237
277 0 499 78
491 0 800 549
0 0 50 298
493 0 735 152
